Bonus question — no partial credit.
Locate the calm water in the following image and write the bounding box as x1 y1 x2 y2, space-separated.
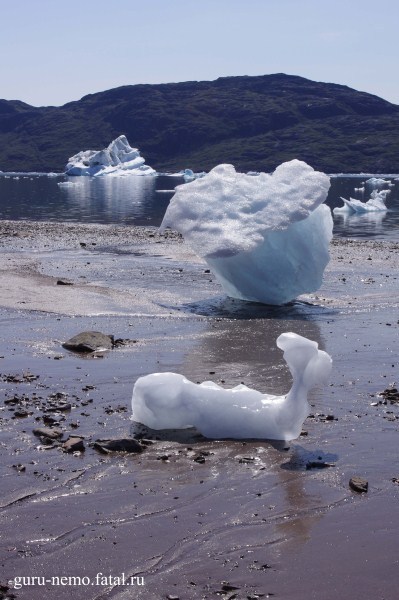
0 172 399 241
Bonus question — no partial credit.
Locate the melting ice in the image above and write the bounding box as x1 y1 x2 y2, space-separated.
132 332 332 442
334 189 390 214
161 160 332 305
65 135 155 177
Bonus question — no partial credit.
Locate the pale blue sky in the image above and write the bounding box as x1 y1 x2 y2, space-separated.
1 0 398 106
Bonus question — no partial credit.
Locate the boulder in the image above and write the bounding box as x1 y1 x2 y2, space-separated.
62 331 114 353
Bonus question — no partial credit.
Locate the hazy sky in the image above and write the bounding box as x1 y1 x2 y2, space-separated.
1 0 398 107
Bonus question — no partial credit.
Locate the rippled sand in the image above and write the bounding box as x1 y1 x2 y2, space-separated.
0 220 398 599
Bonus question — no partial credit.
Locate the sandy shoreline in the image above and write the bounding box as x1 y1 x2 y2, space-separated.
0 219 398 599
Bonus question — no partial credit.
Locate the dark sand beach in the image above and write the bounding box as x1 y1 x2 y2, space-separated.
0 220 398 599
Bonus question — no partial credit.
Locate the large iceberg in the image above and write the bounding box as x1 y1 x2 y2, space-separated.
161 160 332 305
65 135 156 177
132 332 332 442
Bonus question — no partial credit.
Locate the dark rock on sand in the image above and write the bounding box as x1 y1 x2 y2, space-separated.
14 408 29 418
93 438 143 454
193 455 206 464
33 427 63 440
12 464 26 473
56 279 74 286
2 372 39 383
42 414 60 425
62 437 85 453
220 583 240 592
349 476 368 493
0 581 16 600
62 331 115 353
44 402 72 412
379 387 399 404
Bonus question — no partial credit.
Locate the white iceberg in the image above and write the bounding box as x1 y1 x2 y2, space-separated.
365 177 387 188
333 189 389 214
65 135 155 177
161 160 332 305
132 332 332 442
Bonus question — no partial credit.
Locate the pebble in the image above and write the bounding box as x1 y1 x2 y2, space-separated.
193 455 206 464
56 279 74 286
349 476 368 493
12 464 26 473
14 408 29 418
62 437 85 453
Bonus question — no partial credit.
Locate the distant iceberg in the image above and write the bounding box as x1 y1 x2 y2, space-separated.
365 177 387 188
180 168 206 180
65 135 156 177
161 159 332 305
333 189 389 214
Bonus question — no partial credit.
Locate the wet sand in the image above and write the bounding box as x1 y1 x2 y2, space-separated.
0 220 398 600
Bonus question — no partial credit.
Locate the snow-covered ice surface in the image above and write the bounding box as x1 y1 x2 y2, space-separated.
161 160 332 305
132 332 332 442
65 135 155 177
334 189 389 214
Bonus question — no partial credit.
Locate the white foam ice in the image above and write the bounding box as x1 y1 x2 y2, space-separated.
65 135 156 177
161 160 332 305
57 180 83 187
132 332 332 442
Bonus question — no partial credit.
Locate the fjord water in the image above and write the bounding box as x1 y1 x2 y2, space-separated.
0 174 174 226
0 172 399 240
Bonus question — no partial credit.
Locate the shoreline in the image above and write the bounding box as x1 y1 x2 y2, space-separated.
0 219 398 599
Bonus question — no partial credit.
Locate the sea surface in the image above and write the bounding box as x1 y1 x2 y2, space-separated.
0 172 399 241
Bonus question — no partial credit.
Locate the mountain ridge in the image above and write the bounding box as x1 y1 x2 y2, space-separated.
1 73 398 173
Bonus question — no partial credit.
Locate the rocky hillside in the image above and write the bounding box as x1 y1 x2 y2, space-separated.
1 73 399 173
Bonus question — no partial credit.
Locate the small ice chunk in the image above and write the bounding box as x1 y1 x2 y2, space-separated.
131 332 332 442
334 189 389 214
161 160 332 305
65 135 156 177
365 177 387 188
181 168 195 180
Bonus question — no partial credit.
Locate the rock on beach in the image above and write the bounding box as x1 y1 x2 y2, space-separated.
62 331 115 353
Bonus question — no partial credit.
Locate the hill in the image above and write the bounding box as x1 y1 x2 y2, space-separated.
1 74 399 173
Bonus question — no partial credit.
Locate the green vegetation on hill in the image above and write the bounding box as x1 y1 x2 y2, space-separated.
1 73 399 173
